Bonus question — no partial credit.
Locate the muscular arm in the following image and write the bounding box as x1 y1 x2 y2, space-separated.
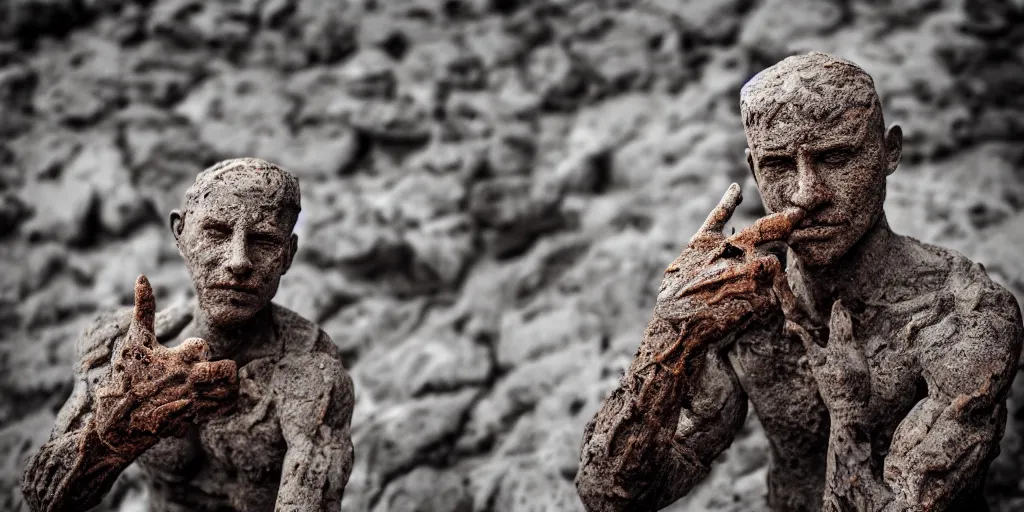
21 313 134 512
823 288 1023 511
272 334 356 512
575 315 750 512
576 186 800 512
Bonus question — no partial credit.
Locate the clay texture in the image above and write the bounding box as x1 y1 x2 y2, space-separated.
20 160 355 511
577 52 1024 511
3 2 1024 511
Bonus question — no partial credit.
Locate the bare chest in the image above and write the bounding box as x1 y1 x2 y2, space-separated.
729 315 924 439
199 358 288 480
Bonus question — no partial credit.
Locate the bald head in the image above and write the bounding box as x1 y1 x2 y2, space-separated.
740 52 902 269
171 157 303 326
740 52 884 137
182 157 301 231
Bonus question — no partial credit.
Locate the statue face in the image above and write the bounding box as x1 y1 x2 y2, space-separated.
746 106 898 268
173 173 297 327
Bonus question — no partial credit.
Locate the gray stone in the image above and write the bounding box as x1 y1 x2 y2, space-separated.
356 326 492 401
372 466 472 512
18 177 98 244
496 297 603 369
350 389 478 502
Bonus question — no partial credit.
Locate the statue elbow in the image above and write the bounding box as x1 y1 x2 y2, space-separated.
574 464 638 512
20 470 43 512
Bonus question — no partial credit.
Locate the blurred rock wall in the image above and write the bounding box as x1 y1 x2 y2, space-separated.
1 0 1023 511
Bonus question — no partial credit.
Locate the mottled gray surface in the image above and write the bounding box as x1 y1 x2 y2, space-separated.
21 158 356 512
577 52 1022 512
1 0 1024 511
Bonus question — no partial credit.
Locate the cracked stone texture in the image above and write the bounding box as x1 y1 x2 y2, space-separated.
2 0 1024 511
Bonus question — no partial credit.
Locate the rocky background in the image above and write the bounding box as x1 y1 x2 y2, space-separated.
0 0 1022 510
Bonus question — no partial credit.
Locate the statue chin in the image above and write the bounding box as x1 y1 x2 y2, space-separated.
200 298 263 328
790 243 837 268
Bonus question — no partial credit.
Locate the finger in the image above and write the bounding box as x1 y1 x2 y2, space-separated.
148 398 192 432
187 360 239 389
192 398 235 419
131 275 157 335
786 319 825 366
174 338 211 364
131 362 193 399
698 183 743 236
725 208 805 249
828 300 855 345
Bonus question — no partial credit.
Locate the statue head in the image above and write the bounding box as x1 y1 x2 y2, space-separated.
741 52 902 269
170 158 300 327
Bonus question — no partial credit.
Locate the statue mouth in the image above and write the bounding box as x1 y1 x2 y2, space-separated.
797 215 845 229
209 283 260 295
790 224 842 241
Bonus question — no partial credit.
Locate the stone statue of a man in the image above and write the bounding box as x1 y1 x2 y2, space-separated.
21 158 355 512
576 52 1023 511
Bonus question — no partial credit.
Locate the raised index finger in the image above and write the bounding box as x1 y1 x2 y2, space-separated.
725 207 805 249
131 274 156 335
698 183 743 236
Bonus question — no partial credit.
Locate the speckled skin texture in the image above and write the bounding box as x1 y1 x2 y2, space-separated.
576 53 1024 512
20 159 355 512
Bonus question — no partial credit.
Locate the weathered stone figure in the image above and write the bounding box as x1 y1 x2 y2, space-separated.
21 158 355 512
576 52 1023 511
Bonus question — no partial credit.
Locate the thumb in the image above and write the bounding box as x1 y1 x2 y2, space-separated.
786 319 825 366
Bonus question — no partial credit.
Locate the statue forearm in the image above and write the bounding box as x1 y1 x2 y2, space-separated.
21 425 133 512
577 370 707 512
272 349 355 512
821 421 894 512
274 433 353 512
824 401 1004 512
575 317 746 512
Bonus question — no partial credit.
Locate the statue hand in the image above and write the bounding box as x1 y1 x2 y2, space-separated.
798 300 873 424
93 275 239 458
648 184 804 373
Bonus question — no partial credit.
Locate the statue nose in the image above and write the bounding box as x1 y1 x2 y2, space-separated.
791 155 830 211
226 239 253 276
227 257 253 276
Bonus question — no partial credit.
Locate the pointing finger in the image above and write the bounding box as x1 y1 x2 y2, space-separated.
726 207 805 249
696 183 743 238
131 275 156 335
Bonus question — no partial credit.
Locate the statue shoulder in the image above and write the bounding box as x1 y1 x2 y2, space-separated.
911 241 1022 394
917 241 1022 325
270 303 343 361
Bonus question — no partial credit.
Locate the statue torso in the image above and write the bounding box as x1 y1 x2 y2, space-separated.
129 303 323 512
727 241 1000 511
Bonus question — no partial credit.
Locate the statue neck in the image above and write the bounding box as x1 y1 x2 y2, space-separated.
787 214 903 323
190 304 275 361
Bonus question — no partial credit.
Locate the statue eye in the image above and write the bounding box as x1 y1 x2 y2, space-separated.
820 149 853 165
759 156 795 174
203 225 230 239
251 235 278 247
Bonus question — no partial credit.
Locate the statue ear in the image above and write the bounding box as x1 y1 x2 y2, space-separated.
884 123 902 176
745 148 757 183
169 210 185 242
282 233 298 275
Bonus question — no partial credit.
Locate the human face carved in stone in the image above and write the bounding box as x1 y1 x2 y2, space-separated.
746 105 902 269
170 171 298 327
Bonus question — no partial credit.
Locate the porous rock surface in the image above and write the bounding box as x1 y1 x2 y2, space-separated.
1 1 1023 511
